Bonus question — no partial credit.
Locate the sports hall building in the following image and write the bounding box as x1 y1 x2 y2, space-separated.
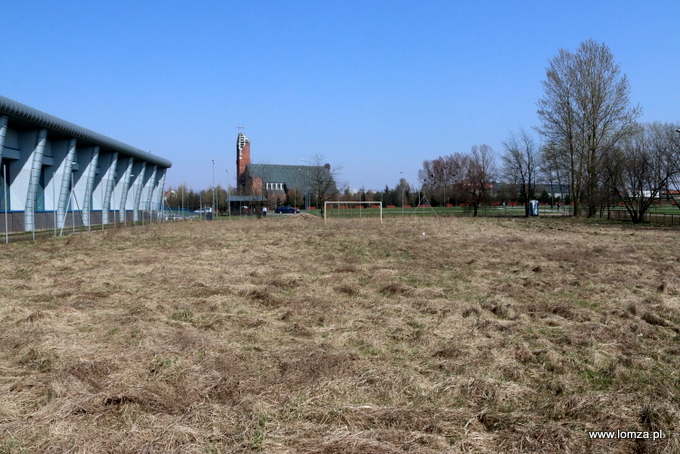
0 95 172 233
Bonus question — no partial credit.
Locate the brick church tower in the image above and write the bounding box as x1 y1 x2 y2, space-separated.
236 132 250 189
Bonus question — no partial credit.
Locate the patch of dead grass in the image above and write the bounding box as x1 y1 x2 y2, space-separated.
1 217 680 452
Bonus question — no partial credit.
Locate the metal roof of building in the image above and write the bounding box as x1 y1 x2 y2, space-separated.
0 95 172 168
247 163 332 191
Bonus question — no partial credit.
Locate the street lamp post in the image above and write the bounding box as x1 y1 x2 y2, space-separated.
300 159 309 210
225 169 230 216
400 171 405 217
296 169 304 211
212 160 215 218
443 168 448 210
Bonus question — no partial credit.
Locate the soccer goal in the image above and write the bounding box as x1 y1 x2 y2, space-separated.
323 201 383 224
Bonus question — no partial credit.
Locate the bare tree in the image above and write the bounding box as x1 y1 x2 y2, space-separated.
307 154 340 214
418 159 438 202
395 178 411 207
502 129 539 216
603 122 680 223
537 40 640 217
462 144 496 216
418 153 466 205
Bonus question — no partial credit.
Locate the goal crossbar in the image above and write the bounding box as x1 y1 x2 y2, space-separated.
323 201 383 224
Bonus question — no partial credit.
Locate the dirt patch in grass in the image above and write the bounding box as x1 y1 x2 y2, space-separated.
1 217 680 452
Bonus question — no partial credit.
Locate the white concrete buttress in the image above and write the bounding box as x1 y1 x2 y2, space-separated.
155 168 167 209
81 146 99 226
102 151 118 225
144 165 157 211
24 129 48 232
119 157 133 222
57 138 77 229
133 161 146 222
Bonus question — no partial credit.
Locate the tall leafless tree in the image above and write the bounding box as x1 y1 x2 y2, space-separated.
462 144 496 216
537 40 640 217
307 154 341 214
502 129 539 216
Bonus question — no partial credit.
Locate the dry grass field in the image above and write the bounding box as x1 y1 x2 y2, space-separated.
1 216 680 453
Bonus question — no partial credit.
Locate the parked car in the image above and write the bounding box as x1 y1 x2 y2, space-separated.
193 207 212 214
275 206 300 214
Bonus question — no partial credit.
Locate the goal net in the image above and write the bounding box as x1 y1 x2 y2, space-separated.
323 201 383 224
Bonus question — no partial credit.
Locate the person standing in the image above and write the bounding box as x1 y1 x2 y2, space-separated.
262 206 268 217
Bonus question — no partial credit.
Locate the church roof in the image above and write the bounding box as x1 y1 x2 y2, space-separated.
247 163 333 191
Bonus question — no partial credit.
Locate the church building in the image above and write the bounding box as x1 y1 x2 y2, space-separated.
234 132 335 209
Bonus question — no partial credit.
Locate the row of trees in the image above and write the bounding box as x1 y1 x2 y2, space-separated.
164 184 229 212
309 178 420 208
418 145 496 216
164 184 335 214
418 40 680 222
164 184 300 214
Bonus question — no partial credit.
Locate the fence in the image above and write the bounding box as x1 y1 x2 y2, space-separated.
608 210 680 225
1 207 184 243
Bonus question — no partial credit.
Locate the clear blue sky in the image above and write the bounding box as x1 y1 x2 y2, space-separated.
2 0 678 192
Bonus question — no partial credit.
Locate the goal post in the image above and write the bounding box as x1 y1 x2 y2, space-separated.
323 201 383 224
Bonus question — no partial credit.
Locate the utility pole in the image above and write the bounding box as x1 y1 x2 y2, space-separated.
225 169 230 216
212 159 215 218
301 159 309 210
400 171 405 217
